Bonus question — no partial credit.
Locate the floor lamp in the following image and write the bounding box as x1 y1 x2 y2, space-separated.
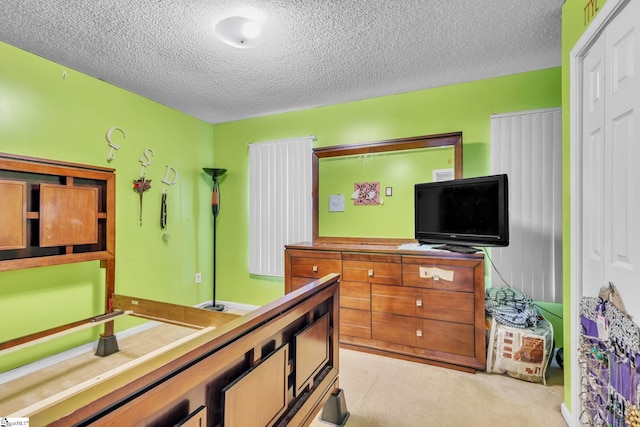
202 167 227 311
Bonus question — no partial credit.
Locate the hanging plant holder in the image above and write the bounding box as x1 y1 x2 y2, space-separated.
133 177 152 226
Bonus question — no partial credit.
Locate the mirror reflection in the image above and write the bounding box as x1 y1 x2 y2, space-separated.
318 147 454 238
312 132 463 243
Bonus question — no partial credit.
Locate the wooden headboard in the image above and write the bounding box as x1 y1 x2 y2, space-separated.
0 152 115 268
0 152 118 354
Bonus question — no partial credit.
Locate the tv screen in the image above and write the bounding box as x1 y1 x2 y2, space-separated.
414 174 509 250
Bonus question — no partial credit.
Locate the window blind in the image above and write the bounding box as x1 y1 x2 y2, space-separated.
248 136 314 277
490 108 562 302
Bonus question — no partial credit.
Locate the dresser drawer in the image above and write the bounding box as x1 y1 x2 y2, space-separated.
402 257 477 292
371 284 422 317
342 253 402 285
340 281 371 310
371 312 421 347
340 308 371 339
416 319 475 357
418 289 474 324
290 256 342 280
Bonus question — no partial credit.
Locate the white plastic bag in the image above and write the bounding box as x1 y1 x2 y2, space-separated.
486 315 554 384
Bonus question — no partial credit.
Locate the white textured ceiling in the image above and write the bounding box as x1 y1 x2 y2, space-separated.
0 0 563 124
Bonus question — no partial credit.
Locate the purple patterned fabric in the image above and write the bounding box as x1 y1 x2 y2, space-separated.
610 353 631 400
581 314 599 337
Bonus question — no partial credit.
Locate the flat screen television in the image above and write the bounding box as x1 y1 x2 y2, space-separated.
414 174 509 252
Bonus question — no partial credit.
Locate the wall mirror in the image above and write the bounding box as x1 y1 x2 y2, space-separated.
313 132 462 244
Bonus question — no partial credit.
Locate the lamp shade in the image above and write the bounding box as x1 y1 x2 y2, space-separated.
203 168 226 217
203 168 227 178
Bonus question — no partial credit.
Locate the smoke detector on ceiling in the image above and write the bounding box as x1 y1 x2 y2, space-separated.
215 16 263 49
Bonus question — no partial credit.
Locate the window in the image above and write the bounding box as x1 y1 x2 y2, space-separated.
249 136 314 277
490 108 562 302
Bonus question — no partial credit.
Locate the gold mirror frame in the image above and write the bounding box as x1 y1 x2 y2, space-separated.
312 131 463 245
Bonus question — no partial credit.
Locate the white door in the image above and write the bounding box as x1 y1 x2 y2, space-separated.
571 1 640 424
602 0 640 321
581 0 640 322
581 34 605 300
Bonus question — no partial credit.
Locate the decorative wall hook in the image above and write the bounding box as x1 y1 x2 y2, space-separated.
105 126 126 162
161 165 179 186
138 148 155 177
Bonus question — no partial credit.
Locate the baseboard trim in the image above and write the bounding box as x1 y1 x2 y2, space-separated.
198 299 260 313
561 403 572 426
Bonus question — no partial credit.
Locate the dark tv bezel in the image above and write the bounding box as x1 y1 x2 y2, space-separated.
414 174 509 248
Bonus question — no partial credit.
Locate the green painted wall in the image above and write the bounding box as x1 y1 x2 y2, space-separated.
212 69 562 330
1 39 563 375
0 42 216 371
319 147 454 238
561 0 608 413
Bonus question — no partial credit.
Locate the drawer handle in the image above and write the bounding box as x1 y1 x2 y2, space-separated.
368 269 374 277
312 265 318 272
433 275 440 281
416 299 423 307
416 329 423 337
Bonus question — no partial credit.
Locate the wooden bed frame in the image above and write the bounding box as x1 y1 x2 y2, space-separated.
0 152 119 355
0 153 341 426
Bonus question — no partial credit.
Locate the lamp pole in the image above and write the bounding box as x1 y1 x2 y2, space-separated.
202 168 227 311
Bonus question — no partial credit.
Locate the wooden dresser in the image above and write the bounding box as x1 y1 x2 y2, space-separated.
284 242 486 372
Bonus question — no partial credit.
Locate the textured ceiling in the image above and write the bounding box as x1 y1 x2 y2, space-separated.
0 0 563 124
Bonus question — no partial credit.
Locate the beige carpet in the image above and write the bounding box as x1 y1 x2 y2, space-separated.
1 321 565 426
311 348 566 427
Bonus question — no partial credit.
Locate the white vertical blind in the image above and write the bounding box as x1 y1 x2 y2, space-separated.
490 108 562 302
249 136 314 277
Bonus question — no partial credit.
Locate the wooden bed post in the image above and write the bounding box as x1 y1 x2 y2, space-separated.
96 257 119 356
96 159 118 357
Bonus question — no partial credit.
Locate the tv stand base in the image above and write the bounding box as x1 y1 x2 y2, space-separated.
434 244 479 254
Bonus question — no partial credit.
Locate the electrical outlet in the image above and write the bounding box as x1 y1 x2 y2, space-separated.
195 272 202 284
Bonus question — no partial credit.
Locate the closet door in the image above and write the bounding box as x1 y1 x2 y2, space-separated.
603 0 640 318
582 0 640 319
581 35 606 299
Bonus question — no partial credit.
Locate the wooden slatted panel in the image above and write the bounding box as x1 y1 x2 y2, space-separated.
39 184 99 247
0 180 27 249
223 344 289 427
294 314 329 396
